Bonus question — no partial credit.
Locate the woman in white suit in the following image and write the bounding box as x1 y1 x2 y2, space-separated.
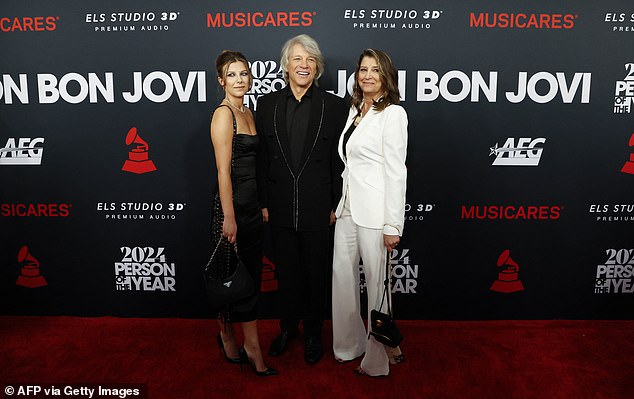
332 49 408 376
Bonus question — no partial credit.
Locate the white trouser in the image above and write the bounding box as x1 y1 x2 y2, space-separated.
332 198 389 376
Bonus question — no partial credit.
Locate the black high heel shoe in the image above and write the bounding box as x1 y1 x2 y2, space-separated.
238 347 279 377
216 333 241 364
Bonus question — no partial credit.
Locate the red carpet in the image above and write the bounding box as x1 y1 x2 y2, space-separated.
1 317 633 399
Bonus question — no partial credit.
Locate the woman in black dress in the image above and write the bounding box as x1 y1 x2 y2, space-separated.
210 50 277 376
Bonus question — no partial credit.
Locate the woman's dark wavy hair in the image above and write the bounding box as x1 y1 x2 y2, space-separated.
351 48 400 113
215 50 253 90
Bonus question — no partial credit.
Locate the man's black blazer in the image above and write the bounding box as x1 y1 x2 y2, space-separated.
256 85 348 231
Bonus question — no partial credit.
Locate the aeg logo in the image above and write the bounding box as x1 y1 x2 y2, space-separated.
0 137 44 165
489 137 546 166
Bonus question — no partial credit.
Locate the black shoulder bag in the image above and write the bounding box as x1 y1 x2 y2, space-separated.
369 251 403 348
203 235 254 313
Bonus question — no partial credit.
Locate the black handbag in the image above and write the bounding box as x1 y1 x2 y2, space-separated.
369 251 403 348
203 236 255 313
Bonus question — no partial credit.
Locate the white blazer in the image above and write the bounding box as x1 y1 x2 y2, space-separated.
335 104 408 235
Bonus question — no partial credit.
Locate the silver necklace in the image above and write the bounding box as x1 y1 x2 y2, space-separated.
224 98 245 113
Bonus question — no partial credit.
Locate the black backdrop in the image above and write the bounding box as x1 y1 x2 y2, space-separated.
2 0 633 320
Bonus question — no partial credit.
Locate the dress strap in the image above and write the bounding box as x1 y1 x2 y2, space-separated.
215 104 238 201
217 104 237 137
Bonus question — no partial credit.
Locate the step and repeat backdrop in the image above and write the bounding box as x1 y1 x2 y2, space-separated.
1 0 633 319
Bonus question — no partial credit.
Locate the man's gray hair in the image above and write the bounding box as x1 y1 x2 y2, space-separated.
280 34 324 84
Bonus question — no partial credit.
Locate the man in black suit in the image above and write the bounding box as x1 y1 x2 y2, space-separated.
256 34 348 364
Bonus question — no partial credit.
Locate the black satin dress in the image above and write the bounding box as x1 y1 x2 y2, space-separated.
211 115 263 322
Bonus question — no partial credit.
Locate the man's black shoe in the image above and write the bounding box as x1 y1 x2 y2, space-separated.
268 331 297 357
304 336 324 364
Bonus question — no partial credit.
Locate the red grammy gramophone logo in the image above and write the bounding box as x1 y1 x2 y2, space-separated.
621 132 634 175
16 245 47 288
490 249 524 293
122 127 157 174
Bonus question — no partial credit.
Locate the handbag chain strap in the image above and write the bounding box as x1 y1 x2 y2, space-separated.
377 250 393 317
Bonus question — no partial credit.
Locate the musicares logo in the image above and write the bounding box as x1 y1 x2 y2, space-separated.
461 205 562 220
1 203 71 217
122 127 157 174
470 12 577 29
0 16 59 32
206 11 315 28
